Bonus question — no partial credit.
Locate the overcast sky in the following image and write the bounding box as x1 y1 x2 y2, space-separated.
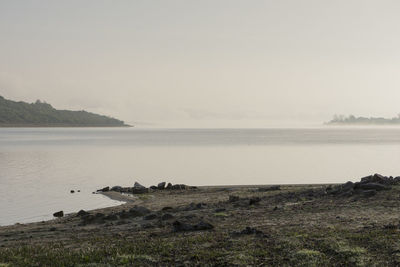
1 0 400 127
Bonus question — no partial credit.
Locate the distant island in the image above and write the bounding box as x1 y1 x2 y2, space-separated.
327 114 400 125
0 96 129 127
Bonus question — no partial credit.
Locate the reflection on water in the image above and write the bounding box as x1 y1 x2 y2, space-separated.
1 127 400 225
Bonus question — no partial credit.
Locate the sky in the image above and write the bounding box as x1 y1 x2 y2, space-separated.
1 0 400 127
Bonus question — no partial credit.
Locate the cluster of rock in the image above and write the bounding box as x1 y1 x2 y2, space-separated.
97 181 197 194
327 173 398 197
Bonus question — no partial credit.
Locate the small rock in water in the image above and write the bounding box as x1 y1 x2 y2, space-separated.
53 211 64 218
70 190 75 193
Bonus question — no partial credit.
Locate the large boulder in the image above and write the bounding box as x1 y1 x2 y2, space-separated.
111 186 123 192
354 182 390 191
157 182 166 190
129 206 151 217
53 211 64 218
134 182 146 189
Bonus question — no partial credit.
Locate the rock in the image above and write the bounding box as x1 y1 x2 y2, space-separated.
53 211 64 218
233 227 264 236
172 220 214 232
258 186 280 192
111 186 123 192
150 186 158 190
77 190 80 192
162 206 173 211
144 214 158 220
171 184 187 190
118 210 130 219
104 214 118 221
215 208 226 212
249 197 261 205
355 182 390 191
166 183 173 189
273 206 278 211
77 210 89 217
342 181 354 191
161 213 174 221
228 195 240 202
97 186 110 192
157 182 166 190
70 190 75 193
134 182 146 189
362 190 377 198
49 227 56 231
129 206 151 217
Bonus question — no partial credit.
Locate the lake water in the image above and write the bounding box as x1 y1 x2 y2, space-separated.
1 127 400 226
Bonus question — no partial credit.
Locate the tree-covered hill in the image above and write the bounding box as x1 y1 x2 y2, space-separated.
0 96 129 127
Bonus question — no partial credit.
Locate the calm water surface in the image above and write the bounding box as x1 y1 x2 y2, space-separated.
1 127 400 226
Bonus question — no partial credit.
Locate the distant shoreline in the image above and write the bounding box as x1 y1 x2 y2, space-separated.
0 124 132 128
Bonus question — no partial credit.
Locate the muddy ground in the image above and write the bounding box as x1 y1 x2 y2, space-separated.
1 182 400 266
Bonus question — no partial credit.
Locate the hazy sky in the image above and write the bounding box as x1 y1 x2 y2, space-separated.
1 0 400 127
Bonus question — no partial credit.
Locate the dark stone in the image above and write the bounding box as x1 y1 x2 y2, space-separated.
129 206 151 217
273 206 278 211
355 183 390 191
104 214 118 221
70 190 75 193
157 182 166 190
77 190 80 192
342 181 354 191
131 187 149 194
162 206 173 211
144 214 158 220
134 182 146 189
166 183 173 189
249 197 261 205
77 210 89 217
228 195 240 202
215 208 226 212
80 214 105 225
172 220 214 232
161 213 174 221
234 227 264 236
362 190 377 198
171 184 187 190
118 210 130 219
53 211 64 218
111 186 123 192
150 186 158 190
97 186 110 192
95 213 105 218
50 227 56 231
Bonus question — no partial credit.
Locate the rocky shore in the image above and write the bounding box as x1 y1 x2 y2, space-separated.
1 174 400 266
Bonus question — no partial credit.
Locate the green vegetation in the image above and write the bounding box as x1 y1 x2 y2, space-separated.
328 114 400 125
0 228 398 266
0 96 128 127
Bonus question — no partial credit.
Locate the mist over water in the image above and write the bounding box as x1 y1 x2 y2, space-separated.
1 127 400 225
